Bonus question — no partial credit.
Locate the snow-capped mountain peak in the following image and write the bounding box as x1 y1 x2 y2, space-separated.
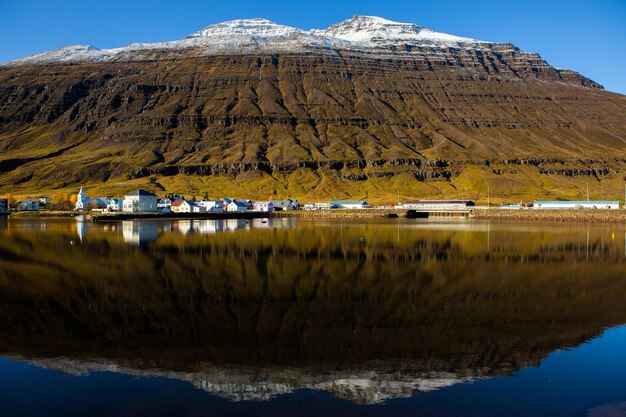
322 15 423 41
321 15 481 44
187 18 304 39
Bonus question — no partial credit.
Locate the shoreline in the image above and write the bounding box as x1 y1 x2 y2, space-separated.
470 209 626 223
3 208 625 223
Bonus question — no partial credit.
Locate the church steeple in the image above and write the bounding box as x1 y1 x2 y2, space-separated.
76 187 85 210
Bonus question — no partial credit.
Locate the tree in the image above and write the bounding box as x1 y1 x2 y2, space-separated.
203 191 209 200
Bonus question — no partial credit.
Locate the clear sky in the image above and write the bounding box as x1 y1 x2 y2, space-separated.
1 0 625 94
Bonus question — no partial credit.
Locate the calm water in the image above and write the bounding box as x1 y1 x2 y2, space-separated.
0 217 625 417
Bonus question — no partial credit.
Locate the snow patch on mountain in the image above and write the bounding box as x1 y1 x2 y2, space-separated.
3 15 491 66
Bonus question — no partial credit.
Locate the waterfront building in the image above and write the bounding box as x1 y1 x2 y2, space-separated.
253 201 274 212
189 202 206 213
38 196 50 206
0 198 9 213
197 200 223 213
171 200 191 213
329 200 371 209
532 200 619 209
18 198 40 211
122 189 158 213
220 198 234 211
271 199 299 211
401 200 475 210
227 201 248 212
106 198 123 212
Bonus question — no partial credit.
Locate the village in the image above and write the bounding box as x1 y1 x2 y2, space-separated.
0 187 622 216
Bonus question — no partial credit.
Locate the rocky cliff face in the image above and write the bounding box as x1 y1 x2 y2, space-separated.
0 16 624 201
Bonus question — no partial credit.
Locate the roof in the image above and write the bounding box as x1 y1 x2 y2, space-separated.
271 199 293 206
405 200 474 204
125 189 157 197
171 200 188 207
534 200 618 204
330 200 369 205
230 201 248 207
254 201 273 205
20 198 40 203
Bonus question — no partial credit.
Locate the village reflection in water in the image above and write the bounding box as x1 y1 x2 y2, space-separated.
73 217 298 246
0 217 625 408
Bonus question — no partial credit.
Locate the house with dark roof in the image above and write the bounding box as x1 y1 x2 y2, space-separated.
227 200 248 212
270 199 299 211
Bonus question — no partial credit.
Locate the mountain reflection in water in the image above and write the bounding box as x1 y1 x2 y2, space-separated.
0 217 625 404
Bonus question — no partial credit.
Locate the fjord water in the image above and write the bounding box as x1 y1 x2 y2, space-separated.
0 217 625 417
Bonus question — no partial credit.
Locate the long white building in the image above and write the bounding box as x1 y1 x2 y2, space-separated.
532 200 620 209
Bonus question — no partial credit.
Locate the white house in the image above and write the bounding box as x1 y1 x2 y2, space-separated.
189 202 206 213
228 201 248 212
197 200 223 213
253 201 274 212
38 196 50 206
106 198 123 212
122 189 158 213
171 200 192 213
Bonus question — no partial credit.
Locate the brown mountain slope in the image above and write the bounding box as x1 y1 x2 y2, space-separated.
1 27 625 203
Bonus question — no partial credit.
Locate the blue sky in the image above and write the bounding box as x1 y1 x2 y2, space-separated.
1 0 625 94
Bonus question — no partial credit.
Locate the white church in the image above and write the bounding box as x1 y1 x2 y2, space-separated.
74 187 106 210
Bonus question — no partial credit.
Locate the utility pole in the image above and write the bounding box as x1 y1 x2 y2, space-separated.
586 181 589 202
487 184 490 209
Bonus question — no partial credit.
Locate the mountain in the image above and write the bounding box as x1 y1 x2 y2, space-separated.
1 16 624 202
